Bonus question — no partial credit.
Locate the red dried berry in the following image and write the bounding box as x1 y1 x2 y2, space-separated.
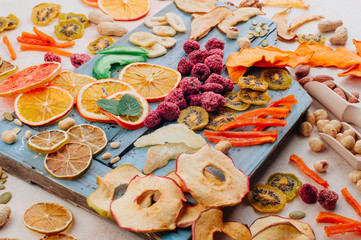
189 49 210 64
299 183 318 204
191 63 211 82
201 92 226 112
144 111 162 128
204 54 223 74
164 88 188 109
183 39 200 54
205 38 225 51
44 52 61 63
317 189 339 210
177 57 194 76
156 102 180 121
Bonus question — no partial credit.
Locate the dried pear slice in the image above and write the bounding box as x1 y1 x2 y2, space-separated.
174 0 217 13
129 32 156 47
54 19 84 41
155 36 177 49
271 7 296 41
238 89 271 105
165 12 187 32
144 16 168 28
152 26 176 37
266 173 302 201
238 75 268 91
297 34 326 45
32 3 61 26
224 92 250 111
177 106 209 130
5 14 19 30
289 14 324 31
252 222 309 240
0 60 18 81
190 6 232 41
59 12 90 28
0 17 10 32
248 183 287 213
261 68 293 90
218 7 265 33
88 36 115 55
206 107 236 131
141 43 167 58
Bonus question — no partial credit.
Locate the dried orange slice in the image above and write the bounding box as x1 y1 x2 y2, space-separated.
76 78 136 122
102 91 149 130
40 234 77 240
98 0 150 21
44 142 92 180
82 0 98 7
14 86 74 126
118 63 181 102
0 62 61 97
67 124 107 155
23 202 73 234
28 129 69 153
50 71 96 102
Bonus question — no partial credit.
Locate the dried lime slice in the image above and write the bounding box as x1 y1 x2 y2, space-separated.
28 129 69 153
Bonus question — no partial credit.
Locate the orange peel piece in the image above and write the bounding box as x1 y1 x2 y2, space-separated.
289 14 324 31
271 7 296 41
262 0 309 8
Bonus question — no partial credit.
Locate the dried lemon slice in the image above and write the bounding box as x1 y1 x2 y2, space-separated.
28 129 69 153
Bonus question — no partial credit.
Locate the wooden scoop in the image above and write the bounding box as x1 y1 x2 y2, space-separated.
319 122 361 170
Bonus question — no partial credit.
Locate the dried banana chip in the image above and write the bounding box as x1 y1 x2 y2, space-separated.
271 7 296 41
155 36 177 48
165 12 187 32
152 26 177 37
174 0 217 13
129 32 156 47
144 16 168 28
289 14 324 31
192 13 204 19
142 43 167 58
190 6 232 40
218 7 265 33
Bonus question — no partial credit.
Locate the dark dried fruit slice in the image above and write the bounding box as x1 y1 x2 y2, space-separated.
238 75 268 91
32 3 61 26
177 106 209 130
0 17 10 32
5 14 19 30
224 92 250 111
59 12 90 28
238 89 271 105
266 173 302 201
206 107 236 131
54 19 84 41
261 68 293 90
248 183 287 213
88 36 115 55
297 34 326 45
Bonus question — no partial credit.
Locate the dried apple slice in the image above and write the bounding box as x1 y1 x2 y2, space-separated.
190 7 232 40
218 7 265 33
174 0 217 13
176 144 249 207
144 143 199 174
87 164 145 218
166 170 188 192
251 222 310 240
110 175 186 232
177 204 208 228
289 14 324 31
271 7 296 41
223 222 252 239
250 215 315 240
134 124 206 149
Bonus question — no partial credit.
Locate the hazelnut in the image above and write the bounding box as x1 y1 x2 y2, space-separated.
341 135 355 149
354 140 361 154
343 129 356 138
336 133 344 142
299 122 312 137
349 170 361 183
329 120 341 132
357 180 361 192
308 138 323 152
323 124 337 138
305 111 315 125
314 109 328 121
316 119 330 132
313 160 329 173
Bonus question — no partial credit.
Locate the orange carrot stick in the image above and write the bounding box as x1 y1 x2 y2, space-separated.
3 36 16 60
33 26 56 44
53 41 76 48
341 188 361 218
316 211 359 224
20 44 72 57
219 118 287 131
204 130 278 139
236 107 290 120
324 223 361 237
21 32 41 39
289 154 329 188
207 136 276 146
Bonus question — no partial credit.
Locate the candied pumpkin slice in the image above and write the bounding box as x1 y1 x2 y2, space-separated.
176 144 249 207
261 68 293 90
266 173 302 201
238 75 268 91
87 164 145 218
252 222 310 240
248 183 286 213
110 175 186 232
238 89 271 105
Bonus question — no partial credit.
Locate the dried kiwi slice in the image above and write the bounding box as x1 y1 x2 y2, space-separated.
238 89 271 105
206 108 236 131
248 183 287 213
297 34 326 45
266 173 302 201
177 106 209 130
59 12 90 28
0 17 10 33
5 14 19 30
261 68 293 90
32 3 61 26
238 75 268 91
88 36 115 55
54 19 84 41
224 92 250 111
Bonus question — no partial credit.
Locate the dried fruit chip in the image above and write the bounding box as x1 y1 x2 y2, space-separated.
165 12 187 32
263 0 309 8
261 68 293 90
5 14 20 30
224 92 251 111
59 12 90 28
176 204 208 228
252 222 309 240
88 36 115 55
271 8 296 41
28 129 69 154
297 34 326 45
0 17 10 32
177 106 209 130
266 173 302 201
32 3 61 26
54 19 84 41
206 107 236 130
129 32 156 47
174 0 217 13
238 88 271 104
289 14 324 31
0 60 18 81
238 75 268 91
248 183 287 213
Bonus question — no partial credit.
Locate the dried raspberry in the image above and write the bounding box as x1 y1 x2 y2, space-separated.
208 48 224 58
179 77 201 96
189 49 210 64
156 102 180 121
177 57 194 76
44 52 61 63
191 63 211 82
187 94 202 106
164 88 188 109
200 83 223 94
317 189 339 210
204 54 223 74
70 53 91 68
144 111 162 128
205 73 234 93
201 92 225 112
299 183 318 204
183 39 200 54
205 38 225 51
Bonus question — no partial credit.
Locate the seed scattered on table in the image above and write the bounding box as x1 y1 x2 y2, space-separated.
25 130 32 140
110 141 120 149
13 119 22 126
101 152 111 160
110 156 120 164
12 127 21 135
0 183 5 190
3 113 13 122
289 210 305 219
0 192 11 204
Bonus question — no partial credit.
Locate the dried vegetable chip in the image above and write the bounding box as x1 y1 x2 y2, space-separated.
271 8 296 41
289 14 324 31
262 0 309 8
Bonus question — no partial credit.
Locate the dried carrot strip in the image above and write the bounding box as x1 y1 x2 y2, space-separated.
289 154 329 188
316 211 359 224
3 36 16 60
17 36 49 46
33 26 56 44
324 223 361 237
219 118 287 131
53 41 76 48
21 32 41 39
267 95 298 108
204 130 278 139
341 188 361 218
20 44 72 57
207 136 276 146
236 107 290 120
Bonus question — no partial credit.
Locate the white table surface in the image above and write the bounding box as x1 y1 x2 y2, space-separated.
1 0 361 239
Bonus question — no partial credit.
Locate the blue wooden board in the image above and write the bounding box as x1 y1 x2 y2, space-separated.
0 2 312 240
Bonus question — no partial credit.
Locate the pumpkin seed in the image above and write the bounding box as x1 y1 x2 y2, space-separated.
289 210 305 219
255 26 262 33
0 179 5 184
1 172 7 179
253 31 260 37
252 20 258 25
262 25 270 31
3 113 13 121
261 40 269 47
0 183 5 190
246 34 254 39
260 29 268 37
0 192 11 204
12 127 21 135
249 25 256 30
